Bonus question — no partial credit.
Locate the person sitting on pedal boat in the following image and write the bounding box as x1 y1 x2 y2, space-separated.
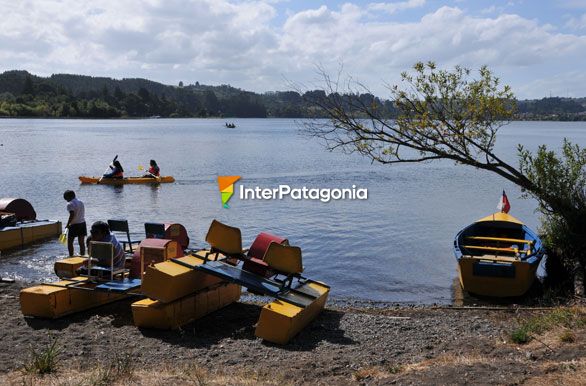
85 221 125 270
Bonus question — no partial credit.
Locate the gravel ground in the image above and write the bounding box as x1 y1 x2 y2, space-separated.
0 282 584 385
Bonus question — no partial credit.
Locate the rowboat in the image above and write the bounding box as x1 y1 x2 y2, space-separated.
78 176 175 185
454 212 544 297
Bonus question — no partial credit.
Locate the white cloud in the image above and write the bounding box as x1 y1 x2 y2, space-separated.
566 13 586 29
279 5 586 96
367 0 426 14
1 1 586 98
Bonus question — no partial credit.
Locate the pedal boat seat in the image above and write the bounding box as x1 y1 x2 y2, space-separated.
75 241 140 293
242 232 289 277
204 219 246 263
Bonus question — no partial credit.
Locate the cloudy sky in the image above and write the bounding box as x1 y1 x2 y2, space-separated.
2 0 586 98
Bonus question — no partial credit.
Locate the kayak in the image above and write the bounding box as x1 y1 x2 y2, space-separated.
79 176 175 185
454 212 544 297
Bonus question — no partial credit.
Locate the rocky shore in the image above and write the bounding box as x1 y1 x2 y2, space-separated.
0 282 584 385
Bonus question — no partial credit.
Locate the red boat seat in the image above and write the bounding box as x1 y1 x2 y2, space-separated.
242 232 288 277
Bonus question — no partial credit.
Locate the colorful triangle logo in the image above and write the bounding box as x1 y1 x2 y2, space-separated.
217 176 240 208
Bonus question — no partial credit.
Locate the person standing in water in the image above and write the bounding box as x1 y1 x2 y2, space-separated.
63 190 86 256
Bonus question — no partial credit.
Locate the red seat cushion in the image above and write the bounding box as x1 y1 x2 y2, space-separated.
243 232 288 277
248 232 288 260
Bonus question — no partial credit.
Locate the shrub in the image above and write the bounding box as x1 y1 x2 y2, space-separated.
511 326 531 344
559 330 576 343
23 338 61 375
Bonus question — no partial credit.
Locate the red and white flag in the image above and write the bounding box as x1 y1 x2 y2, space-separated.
497 190 511 213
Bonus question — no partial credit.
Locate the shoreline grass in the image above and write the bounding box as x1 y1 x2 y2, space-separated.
511 307 586 344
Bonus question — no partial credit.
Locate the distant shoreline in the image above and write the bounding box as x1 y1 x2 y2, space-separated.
1 116 586 122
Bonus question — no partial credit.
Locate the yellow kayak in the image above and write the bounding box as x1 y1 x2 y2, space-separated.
79 176 175 185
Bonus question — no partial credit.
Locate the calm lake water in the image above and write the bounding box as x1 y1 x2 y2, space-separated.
1 118 586 304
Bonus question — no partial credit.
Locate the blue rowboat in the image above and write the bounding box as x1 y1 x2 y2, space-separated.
454 212 544 297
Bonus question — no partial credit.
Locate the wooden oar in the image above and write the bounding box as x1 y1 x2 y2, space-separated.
466 236 534 245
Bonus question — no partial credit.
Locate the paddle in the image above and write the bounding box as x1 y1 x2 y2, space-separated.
98 155 118 184
59 228 68 245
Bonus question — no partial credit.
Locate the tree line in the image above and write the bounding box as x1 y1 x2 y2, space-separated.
0 70 584 119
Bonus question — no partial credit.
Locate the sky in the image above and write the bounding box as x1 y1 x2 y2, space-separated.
2 0 586 99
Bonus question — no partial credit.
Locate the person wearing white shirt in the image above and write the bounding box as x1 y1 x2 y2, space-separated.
63 190 87 256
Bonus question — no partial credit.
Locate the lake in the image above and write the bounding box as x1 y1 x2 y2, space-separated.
1 118 585 304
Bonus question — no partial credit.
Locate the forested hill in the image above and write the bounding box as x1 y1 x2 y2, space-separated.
0 70 270 118
0 70 585 120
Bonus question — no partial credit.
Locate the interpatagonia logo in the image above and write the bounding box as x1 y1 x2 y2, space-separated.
240 184 368 202
217 176 241 208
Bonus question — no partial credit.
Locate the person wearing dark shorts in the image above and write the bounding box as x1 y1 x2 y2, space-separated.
64 190 87 256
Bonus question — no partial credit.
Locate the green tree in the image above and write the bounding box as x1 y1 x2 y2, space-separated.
518 140 586 292
304 61 586 296
204 90 220 115
22 75 35 95
114 86 125 101
138 87 150 102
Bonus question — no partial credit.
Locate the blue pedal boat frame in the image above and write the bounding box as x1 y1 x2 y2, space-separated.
180 219 329 308
171 254 327 309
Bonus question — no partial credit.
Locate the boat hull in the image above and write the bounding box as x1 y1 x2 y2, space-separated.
457 257 539 297
132 283 241 330
79 176 175 185
20 277 129 319
0 220 62 252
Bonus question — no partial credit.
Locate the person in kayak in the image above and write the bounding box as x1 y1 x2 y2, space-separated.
63 190 86 256
84 221 125 271
103 160 124 179
143 159 160 178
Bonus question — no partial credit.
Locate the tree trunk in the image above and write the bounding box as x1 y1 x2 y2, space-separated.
575 261 585 298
